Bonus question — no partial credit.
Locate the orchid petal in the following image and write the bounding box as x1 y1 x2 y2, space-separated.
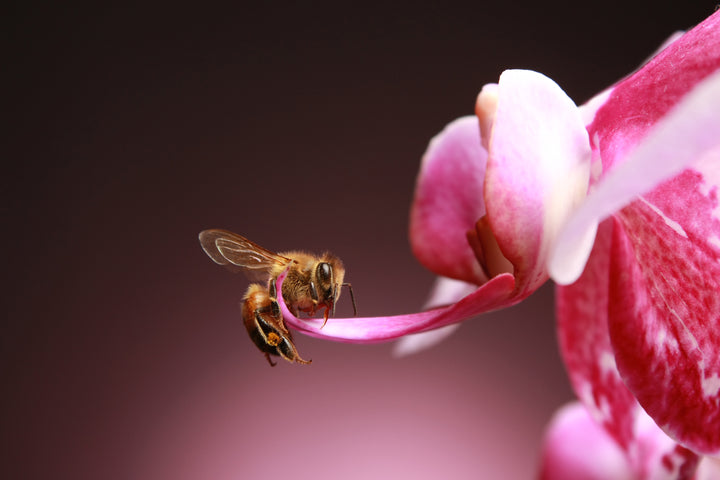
539 402 633 480
393 276 476 356
572 30 684 169
420 276 481 311
550 70 720 285
410 116 488 285
485 70 591 295
578 87 613 130
633 411 700 480
540 402 701 480
550 11 720 285
556 220 638 450
276 268 516 342
608 162 720 455
696 457 720 480
393 324 460 357
592 12 720 175
476 82 498 151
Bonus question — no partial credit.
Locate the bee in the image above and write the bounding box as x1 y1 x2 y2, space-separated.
198 229 356 366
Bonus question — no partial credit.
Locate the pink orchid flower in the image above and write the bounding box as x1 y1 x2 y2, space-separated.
278 9 720 469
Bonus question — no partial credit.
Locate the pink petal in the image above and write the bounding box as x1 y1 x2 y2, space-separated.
393 276 476 356
485 70 591 295
556 220 638 451
591 12 720 175
392 323 460 357
549 70 720 285
540 402 701 480
409 115 489 285
633 411 700 480
275 268 516 342
696 458 720 480
608 159 720 455
539 402 633 480
550 11 720 285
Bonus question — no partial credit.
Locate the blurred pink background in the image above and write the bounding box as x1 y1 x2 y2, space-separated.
5 2 712 479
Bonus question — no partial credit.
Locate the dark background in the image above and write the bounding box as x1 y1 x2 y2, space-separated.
4 2 713 479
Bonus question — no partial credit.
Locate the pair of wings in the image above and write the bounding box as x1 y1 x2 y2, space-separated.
199 229 293 281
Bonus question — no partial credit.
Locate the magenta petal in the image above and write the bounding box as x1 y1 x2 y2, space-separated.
589 11 720 174
550 70 720 285
556 220 638 451
485 70 591 295
409 116 488 285
275 268 516 342
609 176 720 455
550 12 720 286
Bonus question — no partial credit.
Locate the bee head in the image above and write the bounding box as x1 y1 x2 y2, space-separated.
315 254 343 305
315 254 355 317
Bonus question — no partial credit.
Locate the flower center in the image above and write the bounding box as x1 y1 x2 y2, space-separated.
467 216 514 279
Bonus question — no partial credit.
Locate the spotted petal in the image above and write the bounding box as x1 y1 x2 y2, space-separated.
550 12 720 455
556 220 638 451
609 167 720 455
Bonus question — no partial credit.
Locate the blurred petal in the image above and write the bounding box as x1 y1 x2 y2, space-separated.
393 324 460 357
420 276 482 311
549 70 720 285
696 457 720 480
393 277 475 356
556 220 638 450
550 11 720 285
485 70 591 295
539 402 633 480
409 116 488 285
276 269 516 342
539 402 700 480
608 159 720 455
632 410 700 480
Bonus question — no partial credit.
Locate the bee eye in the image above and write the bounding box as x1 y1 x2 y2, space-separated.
317 262 332 283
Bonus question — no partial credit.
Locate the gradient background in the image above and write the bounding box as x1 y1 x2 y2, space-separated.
5 2 713 479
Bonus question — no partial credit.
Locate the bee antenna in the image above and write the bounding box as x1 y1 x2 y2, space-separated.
332 284 338 317
342 283 357 316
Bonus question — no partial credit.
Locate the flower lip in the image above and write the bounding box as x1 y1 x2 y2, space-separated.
274 267 517 343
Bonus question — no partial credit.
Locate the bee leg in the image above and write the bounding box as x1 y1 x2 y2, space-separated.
242 284 312 366
264 352 277 367
308 281 320 316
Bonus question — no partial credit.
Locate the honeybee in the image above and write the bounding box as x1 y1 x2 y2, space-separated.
198 229 356 366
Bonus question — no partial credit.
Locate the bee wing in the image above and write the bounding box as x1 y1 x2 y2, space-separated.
199 229 292 280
